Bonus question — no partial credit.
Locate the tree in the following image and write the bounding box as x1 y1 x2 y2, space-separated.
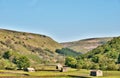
82 59 92 69
106 49 118 59
0 58 16 70
3 50 19 62
92 55 99 63
0 58 8 69
56 48 81 57
107 62 118 70
3 51 12 59
99 63 107 70
76 60 85 69
14 56 30 69
65 56 77 68
91 63 99 69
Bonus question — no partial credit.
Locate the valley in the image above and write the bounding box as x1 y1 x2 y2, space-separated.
0 29 120 78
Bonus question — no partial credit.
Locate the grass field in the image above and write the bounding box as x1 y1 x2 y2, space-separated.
0 67 120 78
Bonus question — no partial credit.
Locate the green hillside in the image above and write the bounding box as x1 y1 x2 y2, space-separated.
66 36 120 70
61 37 113 53
85 36 120 60
83 36 120 70
0 29 62 66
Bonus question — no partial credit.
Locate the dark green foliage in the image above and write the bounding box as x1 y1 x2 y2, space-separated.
3 51 12 59
56 48 81 57
91 55 99 63
118 54 120 64
106 49 118 59
14 56 30 69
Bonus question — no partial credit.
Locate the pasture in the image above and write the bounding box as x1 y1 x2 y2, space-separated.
0 66 119 78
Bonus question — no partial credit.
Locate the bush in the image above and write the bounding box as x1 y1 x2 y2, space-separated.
5 63 17 70
76 64 82 70
14 56 30 69
3 51 12 59
76 60 85 69
91 63 99 69
0 59 7 69
107 62 118 70
0 59 16 70
82 60 92 69
65 56 77 68
99 63 107 70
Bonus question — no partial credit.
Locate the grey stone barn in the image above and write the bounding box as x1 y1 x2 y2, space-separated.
24 68 35 72
60 66 70 72
56 64 63 70
90 70 103 76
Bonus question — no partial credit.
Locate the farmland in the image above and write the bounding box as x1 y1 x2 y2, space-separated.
0 67 120 78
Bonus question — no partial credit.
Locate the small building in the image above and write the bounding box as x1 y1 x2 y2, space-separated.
56 64 63 70
24 68 35 72
90 70 103 76
60 67 68 72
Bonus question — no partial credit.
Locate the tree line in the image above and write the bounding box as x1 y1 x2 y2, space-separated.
56 48 81 57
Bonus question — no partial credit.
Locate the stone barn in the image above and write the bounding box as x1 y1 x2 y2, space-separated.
24 68 35 72
90 70 103 76
60 67 68 72
56 64 63 70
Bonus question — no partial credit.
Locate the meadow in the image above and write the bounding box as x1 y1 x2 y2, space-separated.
0 66 120 78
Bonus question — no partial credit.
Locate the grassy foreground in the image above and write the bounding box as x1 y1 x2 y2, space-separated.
0 68 120 78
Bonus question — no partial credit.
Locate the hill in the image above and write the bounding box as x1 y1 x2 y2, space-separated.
0 29 62 66
85 36 120 59
66 36 120 70
61 37 113 53
82 36 120 70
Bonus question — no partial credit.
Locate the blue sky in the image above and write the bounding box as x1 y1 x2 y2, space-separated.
0 0 120 42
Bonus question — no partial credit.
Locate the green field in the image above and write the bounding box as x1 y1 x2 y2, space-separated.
0 68 120 78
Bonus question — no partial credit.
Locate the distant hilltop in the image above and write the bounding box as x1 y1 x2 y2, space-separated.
61 37 113 53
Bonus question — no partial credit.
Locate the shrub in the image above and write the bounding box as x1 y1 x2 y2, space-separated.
14 56 30 69
0 59 7 69
3 51 12 59
91 63 100 69
5 63 17 70
65 56 77 68
0 59 16 70
107 62 118 70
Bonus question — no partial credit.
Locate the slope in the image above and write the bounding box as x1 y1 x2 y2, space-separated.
66 36 120 70
82 36 120 70
0 29 62 65
61 37 113 53
85 36 120 59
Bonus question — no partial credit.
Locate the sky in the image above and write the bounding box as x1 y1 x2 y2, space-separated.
0 0 120 42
